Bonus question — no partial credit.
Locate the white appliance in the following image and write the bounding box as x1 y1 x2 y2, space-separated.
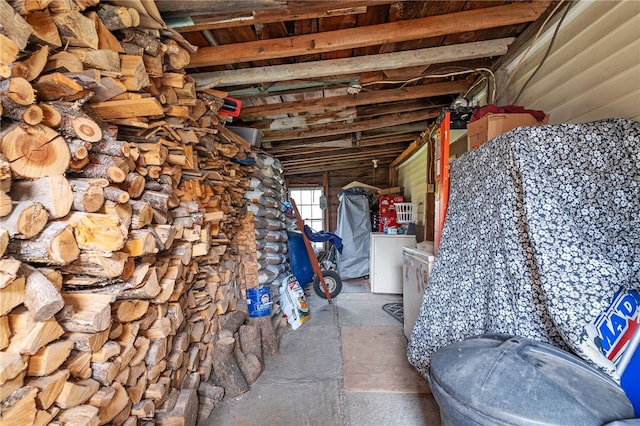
369 233 416 294
402 247 435 339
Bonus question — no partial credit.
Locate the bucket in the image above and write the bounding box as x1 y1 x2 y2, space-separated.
247 286 272 318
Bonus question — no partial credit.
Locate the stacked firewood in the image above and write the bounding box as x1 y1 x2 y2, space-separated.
0 0 274 425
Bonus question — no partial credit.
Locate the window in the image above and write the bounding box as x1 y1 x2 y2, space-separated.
289 187 324 250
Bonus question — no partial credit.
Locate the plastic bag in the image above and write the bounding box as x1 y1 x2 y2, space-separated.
279 274 311 330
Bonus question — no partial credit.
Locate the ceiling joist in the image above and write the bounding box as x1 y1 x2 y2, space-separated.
240 80 471 118
193 38 515 88
187 2 550 68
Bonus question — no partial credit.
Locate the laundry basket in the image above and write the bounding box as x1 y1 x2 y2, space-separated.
395 202 417 224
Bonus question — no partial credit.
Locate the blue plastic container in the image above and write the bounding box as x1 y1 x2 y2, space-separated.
286 230 313 287
246 286 272 317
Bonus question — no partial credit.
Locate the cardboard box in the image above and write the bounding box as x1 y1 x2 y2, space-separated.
467 113 549 149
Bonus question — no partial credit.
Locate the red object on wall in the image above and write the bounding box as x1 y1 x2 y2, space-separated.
219 97 243 117
378 195 404 231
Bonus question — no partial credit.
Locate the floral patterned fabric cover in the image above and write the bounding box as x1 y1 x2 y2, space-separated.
407 118 640 382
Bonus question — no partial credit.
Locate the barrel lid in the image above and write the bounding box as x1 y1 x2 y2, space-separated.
429 334 634 425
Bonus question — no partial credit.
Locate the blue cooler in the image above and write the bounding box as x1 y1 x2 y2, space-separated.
428 334 635 425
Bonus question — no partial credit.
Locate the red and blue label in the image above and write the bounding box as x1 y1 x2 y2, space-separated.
592 288 640 416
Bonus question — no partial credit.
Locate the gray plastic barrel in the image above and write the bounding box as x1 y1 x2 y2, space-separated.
428 334 635 426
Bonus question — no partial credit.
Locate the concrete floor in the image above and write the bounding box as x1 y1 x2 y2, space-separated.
203 278 441 426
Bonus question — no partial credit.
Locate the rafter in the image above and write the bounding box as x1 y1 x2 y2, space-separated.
193 38 514 88
240 80 470 118
262 109 439 142
187 2 551 68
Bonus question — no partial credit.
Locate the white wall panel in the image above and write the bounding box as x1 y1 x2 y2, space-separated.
501 1 640 123
398 143 427 225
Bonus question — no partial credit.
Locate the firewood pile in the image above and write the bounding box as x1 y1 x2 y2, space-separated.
0 0 275 424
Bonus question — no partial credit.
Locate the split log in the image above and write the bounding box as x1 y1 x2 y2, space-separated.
24 9 62 47
0 152 10 193
112 300 148 322
0 124 70 179
164 39 190 71
21 263 64 321
85 11 122 52
10 0 54 15
0 193 10 219
61 250 128 278
0 228 9 257
90 77 127 103
26 369 69 410
52 8 99 49
68 48 120 72
6 307 65 355
27 340 74 377
7 221 79 265
33 72 84 101
11 45 49 81
66 211 127 252
0 273 24 316
60 350 92 379
0 0 32 49
11 175 74 219
95 382 128 424
89 361 120 388
123 229 157 257
0 315 9 349
0 386 38 426
212 336 249 398
55 377 100 409
55 404 100 426
120 55 150 91
0 351 25 385
93 340 119 363
89 98 164 120
155 389 198 426
0 257 21 289
0 201 49 239
100 200 132 230
58 293 112 333
0 33 19 67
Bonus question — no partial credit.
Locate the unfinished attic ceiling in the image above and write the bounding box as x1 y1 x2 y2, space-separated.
159 0 557 178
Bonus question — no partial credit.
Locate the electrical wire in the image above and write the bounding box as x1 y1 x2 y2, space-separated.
512 1 572 104
495 0 567 102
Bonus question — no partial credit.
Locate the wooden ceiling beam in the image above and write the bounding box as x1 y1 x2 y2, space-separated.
262 108 439 142
240 80 469 118
193 38 514 88
282 151 402 171
282 155 398 175
172 4 373 32
187 2 551 68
